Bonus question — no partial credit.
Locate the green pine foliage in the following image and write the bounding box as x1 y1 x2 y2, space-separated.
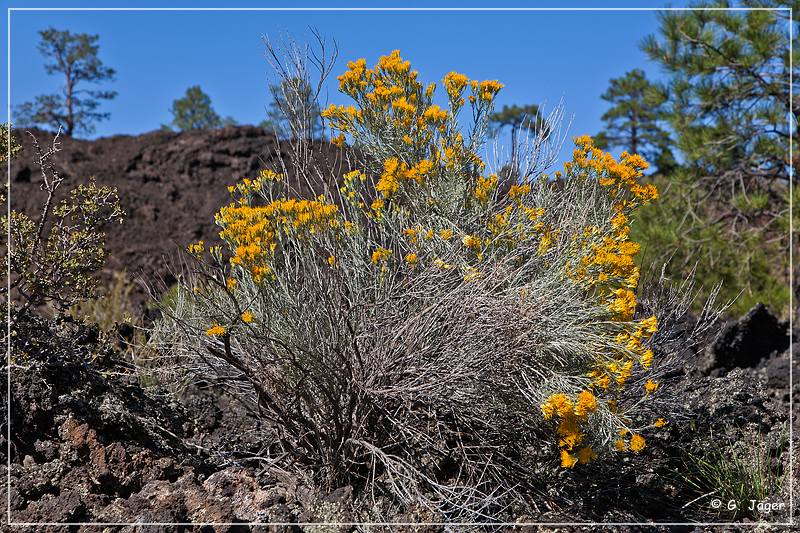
14 28 117 136
598 1 796 317
167 85 235 131
594 69 675 174
632 173 789 317
641 1 792 186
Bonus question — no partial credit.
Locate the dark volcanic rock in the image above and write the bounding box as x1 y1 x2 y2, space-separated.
702 303 789 375
2 310 310 529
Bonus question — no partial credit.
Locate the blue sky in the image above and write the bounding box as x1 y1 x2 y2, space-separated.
3 1 693 163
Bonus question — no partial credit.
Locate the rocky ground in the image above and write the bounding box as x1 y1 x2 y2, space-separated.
3 303 794 531
3 127 796 531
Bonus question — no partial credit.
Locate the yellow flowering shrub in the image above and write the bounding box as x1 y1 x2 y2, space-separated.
151 50 696 519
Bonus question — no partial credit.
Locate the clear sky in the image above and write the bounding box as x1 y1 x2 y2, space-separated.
3 1 694 163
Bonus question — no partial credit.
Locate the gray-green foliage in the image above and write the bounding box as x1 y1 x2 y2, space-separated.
14 28 116 136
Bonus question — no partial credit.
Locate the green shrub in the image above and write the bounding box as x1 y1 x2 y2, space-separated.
633 172 789 318
4 130 124 312
1 123 21 162
150 50 720 520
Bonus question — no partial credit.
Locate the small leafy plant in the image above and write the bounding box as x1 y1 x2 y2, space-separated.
4 129 124 312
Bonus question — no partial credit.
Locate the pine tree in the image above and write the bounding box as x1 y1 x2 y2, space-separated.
641 0 794 187
633 0 797 317
14 28 116 136
168 86 233 131
594 69 673 170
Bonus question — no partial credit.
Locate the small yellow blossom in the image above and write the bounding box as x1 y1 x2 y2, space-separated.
639 315 658 336
187 240 204 256
644 379 659 394
462 234 481 250
433 258 452 270
629 434 646 453
241 311 254 323
541 393 573 420
371 247 392 264
577 447 597 464
206 324 225 337
422 104 448 122
574 390 598 418
641 349 654 369
560 450 578 468
371 198 385 213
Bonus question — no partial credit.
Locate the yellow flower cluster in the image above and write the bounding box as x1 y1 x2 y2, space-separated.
226 169 282 197
568 137 659 314
541 136 664 466
461 234 481 251
216 197 339 282
376 157 434 199
206 324 225 337
616 431 646 453
541 391 599 468
422 104 448 123
508 183 531 202
323 50 499 215
187 240 204 257
371 247 392 265
476 80 504 102
443 71 469 101
473 174 498 204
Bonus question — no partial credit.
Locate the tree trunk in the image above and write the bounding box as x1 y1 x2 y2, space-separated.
64 68 74 136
